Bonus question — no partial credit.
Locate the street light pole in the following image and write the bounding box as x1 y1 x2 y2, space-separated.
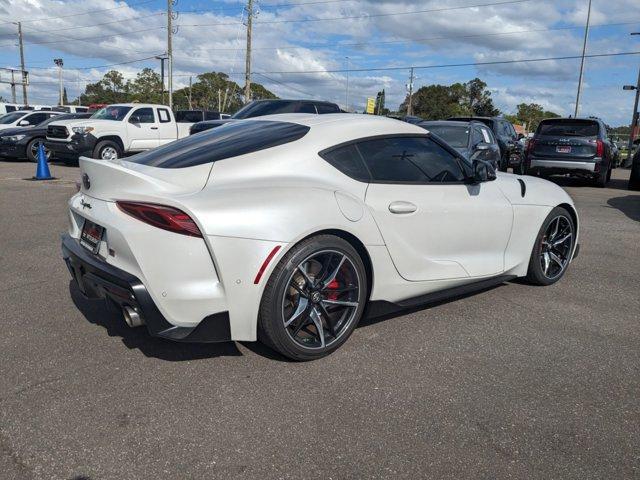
627 32 640 190
54 58 64 106
345 56 350 112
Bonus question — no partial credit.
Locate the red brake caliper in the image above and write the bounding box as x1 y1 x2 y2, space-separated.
325 279 340 300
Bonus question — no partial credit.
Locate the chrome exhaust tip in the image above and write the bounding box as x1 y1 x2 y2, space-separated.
123 306 145 328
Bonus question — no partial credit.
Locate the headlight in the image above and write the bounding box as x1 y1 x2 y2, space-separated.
72 126 94 134
5 134 26 142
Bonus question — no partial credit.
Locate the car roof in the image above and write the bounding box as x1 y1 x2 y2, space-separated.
421 120 475 127
250 98 338 106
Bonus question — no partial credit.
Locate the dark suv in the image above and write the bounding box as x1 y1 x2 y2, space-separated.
524 117 613 187
449 116 523 173
190 99 341 135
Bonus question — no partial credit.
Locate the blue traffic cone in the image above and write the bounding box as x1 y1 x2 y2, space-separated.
33 143 54 180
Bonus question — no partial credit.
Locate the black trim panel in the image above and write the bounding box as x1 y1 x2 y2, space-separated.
61 233 231 343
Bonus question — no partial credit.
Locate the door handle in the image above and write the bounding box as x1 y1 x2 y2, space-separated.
150 127 158 130
388 201 417 214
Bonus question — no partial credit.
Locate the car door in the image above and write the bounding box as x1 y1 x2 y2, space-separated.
156 107 177 146
361 135 513 281
126 107 159 151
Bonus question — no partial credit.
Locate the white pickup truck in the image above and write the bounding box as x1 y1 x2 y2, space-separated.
45 103 192 161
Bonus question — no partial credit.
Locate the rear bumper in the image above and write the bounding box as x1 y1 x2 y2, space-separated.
61 233 231 343
527 158 600 176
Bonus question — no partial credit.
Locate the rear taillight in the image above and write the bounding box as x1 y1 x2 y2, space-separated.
525 138 537 158
116 201 202 237
596 139 604 157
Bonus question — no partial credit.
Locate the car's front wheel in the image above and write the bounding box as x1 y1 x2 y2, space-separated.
26 138 49 163
258 235 368 361
525 207 575 286
94 140 122 161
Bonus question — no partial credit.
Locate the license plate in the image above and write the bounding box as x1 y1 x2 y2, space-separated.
556 145 572 153
80 219 104 254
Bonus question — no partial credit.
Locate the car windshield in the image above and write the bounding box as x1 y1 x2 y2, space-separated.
0 112 27 124
38 115 70 126
232 101 297 119
424 125 469 148
538 120 599 137
90 106 132 121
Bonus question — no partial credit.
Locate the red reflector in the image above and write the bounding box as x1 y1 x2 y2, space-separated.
253 245 281 284
116 201 202 237
596 139 604 157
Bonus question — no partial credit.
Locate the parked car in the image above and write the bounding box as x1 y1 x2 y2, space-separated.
419 120 501 170
0 113 91 162
0 102 21 115
0 110 61 132
52 105 91 114
175 110 226 123
524 117 614 187
45 103 193 162
449 116 523 173
189 99 341 134
62 114 578 360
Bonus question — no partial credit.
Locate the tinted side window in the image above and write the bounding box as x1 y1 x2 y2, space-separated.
26 113 48 125
130 108 155 123
472 128 484 145
297 103 317 114
479 126 494 144
6 106 16 112
129 121 310 168
357 136 465 183
204 111 221 120
316 103 340 114
321 144 370 182
176 111 203 122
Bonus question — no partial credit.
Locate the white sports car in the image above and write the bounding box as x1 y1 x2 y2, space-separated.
62 114 579 360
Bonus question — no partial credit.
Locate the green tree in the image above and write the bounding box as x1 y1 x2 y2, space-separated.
62 87 68 105
400 83 470 120
374 89 388 115
129 68 163 104
250 82 278 101
80 70 130 105
463 78 499 116
513 103 559 132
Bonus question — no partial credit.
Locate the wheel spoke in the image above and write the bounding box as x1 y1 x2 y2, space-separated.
321 299 358 308
551 217 560 239
296 264 314 287
309 308 326 348
315 252 334 286
284 297 309 327
542 252 551 275
548 251 565 268
552 232 572 247
318 302 337 337
320 255 345 289
288 279 308 298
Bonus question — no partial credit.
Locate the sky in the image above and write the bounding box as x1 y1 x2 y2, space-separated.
0 0 639 125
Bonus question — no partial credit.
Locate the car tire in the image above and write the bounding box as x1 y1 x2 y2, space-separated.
258 234 368 361
26 138 48 163
606 165 612 182
499 155 508 172
93 140 122 161
593 168 608 188
525 206 575 286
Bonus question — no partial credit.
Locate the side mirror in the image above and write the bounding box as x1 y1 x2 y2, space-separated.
517 133 525 140
471 159 497 183
18 120 30 126
129 115 141 124
474 142 490 152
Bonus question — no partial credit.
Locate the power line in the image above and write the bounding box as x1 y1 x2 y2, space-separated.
198 20 640 52
23 55 165 72
180 0 535 27
0 0 158 25
177 0 349 14
21 12 165 34
253 71 320 98
250 51 640 75
0 26 166 48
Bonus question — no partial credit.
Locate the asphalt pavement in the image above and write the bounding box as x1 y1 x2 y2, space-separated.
1 160 639 479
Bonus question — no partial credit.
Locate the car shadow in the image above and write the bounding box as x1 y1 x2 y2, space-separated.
607 195 640 222
546 175 629 191
69 281 242 361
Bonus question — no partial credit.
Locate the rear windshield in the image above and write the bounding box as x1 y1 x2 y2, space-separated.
232 101 300 119
176 110 204 123
423 124 469 148
537 120 599 137
128 120 310 168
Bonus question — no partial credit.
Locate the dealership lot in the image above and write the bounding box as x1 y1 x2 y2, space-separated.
1 161 639 479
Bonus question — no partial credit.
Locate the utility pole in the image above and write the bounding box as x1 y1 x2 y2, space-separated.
10 70 16 103
54 58 64 105
244 0 254 104
167 0 174 109
574 0 591 118
407 67 415 116
345 56 350 111
17 22 27 105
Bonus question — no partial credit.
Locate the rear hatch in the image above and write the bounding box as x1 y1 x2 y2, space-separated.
532 119 600 160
